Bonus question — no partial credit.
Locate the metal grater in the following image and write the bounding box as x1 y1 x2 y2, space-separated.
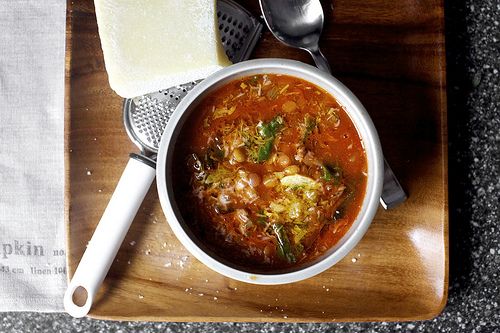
123 0 263 155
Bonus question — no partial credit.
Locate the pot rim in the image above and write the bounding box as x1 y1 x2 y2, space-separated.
156 58 383 284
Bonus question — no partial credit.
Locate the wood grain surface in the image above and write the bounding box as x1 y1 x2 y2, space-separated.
65 0 448 322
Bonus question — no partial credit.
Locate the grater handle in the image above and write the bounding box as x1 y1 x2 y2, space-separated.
63 155 156 318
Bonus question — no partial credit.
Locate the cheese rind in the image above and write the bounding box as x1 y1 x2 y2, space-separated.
94 0 232 98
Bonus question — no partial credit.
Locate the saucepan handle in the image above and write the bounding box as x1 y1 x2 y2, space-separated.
63 155 155 318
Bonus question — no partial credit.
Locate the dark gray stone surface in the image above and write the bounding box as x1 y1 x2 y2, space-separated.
1 0 499 331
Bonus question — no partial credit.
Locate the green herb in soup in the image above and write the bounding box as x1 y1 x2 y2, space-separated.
173 74 367 270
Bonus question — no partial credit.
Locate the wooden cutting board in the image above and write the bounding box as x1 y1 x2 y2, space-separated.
65 0 448 321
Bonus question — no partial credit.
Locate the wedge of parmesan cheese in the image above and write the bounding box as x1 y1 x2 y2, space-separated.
94 0 232 98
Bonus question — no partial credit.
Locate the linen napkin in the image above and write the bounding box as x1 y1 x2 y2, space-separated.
0 0 66 311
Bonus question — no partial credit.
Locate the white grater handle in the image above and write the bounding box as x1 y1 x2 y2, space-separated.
63 156 155 318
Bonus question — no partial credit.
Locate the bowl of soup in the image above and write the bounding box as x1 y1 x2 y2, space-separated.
156 59 383 284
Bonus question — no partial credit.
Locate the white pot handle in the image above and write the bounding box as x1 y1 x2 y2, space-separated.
63 156 155 318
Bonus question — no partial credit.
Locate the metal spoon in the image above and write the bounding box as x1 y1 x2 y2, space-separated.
259 0 331 73
259 0 407 209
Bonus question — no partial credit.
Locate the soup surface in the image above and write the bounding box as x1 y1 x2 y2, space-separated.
173 74 367 270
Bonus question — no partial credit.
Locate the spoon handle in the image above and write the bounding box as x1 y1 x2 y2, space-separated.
306 47 407 209
380 159 407 209
308 46 331 73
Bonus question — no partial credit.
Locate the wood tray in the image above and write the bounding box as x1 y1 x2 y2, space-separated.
65 0 448 322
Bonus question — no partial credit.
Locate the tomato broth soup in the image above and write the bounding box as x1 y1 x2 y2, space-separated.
173 74 367 271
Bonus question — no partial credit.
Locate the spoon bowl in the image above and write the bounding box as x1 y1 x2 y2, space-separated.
259 0 331 73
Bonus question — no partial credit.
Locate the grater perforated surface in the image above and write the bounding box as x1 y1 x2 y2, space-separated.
123 0 262 154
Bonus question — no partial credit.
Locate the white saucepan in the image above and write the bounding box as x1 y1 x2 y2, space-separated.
156 59 384 285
